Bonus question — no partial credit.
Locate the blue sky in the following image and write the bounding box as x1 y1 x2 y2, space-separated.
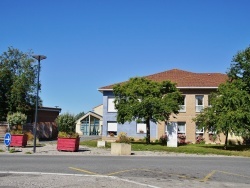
1 0 250 115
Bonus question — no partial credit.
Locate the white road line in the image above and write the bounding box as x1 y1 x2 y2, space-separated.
0 171 161 188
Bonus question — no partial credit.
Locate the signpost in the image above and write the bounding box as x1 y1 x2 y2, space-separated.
4 133 11 150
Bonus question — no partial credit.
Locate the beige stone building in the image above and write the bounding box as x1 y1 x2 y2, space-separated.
99 69 244 144
145 69 227 144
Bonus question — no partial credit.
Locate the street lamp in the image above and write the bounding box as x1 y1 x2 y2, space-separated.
32 55 46 153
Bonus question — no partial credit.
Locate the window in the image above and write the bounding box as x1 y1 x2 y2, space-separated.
107 122 117 136
179 95 186 112
196 125 204 134
209 127 216 134
137 123 146 134
196 124 204 143
195 95 204 112
177 122 186 134
196 124 204 137
108 98 117 112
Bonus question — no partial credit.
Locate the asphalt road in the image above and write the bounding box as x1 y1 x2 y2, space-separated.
0 155 250 187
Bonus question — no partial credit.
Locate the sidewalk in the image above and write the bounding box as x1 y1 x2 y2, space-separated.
0 141 112 156
0 141 184 156
0 141 232 157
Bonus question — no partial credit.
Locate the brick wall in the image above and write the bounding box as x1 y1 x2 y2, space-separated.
158 88 226 144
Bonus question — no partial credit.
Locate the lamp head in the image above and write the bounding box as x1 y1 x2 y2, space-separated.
32 55 47 61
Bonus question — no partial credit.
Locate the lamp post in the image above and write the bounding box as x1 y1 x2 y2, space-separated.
32 55 46 153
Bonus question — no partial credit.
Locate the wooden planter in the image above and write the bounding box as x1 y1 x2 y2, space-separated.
10 134 28 147
57 137 80 152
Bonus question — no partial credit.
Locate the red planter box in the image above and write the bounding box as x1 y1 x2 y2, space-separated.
57 137 80 152
10 134 28 147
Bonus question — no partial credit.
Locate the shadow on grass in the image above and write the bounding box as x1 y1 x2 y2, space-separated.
131 142 165 145
200 145 250 151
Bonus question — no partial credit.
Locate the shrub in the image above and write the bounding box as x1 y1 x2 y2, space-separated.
159 134 168 145
178 134 186 144
56 113 78 138
56 113 76 133
58 131 79 138
196 135 205 144
116 132 131 144
7 112 27 126
7 112 27 134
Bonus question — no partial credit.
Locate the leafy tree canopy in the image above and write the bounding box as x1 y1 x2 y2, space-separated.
0 47 40 121
195 45 250 148
195 80 250 136
227 45 250 92
113 77 182 144
75 111 85 120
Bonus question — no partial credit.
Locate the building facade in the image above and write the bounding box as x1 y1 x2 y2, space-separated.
75 104 103 136
98 69 232 143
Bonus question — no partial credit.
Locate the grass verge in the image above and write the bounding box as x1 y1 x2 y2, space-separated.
80 140 250 157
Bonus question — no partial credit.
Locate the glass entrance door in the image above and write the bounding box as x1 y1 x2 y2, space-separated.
80 115 100 136
80 118 89 135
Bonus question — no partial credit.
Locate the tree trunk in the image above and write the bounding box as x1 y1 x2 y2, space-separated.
146 118 150 144
224 130 229 150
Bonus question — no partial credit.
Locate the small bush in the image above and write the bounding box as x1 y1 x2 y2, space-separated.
9 148 16 153
7 112 27 126
58 131 79 138
196 135 205 144
116 132 131 144
159 134 168 145
10 129 23 134
56 113 76 133
7 112 27 134
129 137 135 142
178 134 186 144
24 131 34 141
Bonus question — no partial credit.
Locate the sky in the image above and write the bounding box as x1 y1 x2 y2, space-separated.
1 0 250 115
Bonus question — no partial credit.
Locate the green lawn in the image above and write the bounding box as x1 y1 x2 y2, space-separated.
80 141 250 157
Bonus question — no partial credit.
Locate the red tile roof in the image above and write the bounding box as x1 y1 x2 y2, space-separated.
99 69 228 91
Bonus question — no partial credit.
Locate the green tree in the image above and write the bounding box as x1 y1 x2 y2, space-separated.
227 45 250 92
195 46 250 149
75 111 85 120
113 77 182 144
195 80 250 149
0 47 40 120
0 67 12 120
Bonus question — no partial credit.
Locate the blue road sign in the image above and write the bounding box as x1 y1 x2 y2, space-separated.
4 133 11 147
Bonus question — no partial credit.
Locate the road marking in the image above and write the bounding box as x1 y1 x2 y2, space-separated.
69 166 250 185
200 170 216 182
0 171 161 188
69 167 99 175
200 170 250 183
106 168 139 176
113 176 161 188
216 170 250 179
